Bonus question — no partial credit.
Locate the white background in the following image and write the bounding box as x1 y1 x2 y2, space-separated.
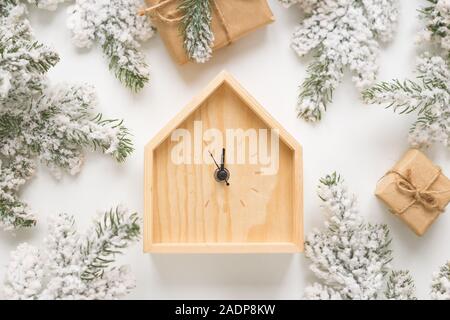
0 0 449 300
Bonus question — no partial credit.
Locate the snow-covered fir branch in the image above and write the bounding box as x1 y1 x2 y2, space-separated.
385 270 417 300
363 54 449 147
179 0 214 63
418 0 450 57
30 0 155 92
0 3 59 102
0 1 133 230
0 157 36 229
2 84 133 174
304 172 416 300
279 0 398 121
30 0 67 10
278 0 317 14
3 206 140 299
81 206 140 281
431 262 450 300
364 0 450 148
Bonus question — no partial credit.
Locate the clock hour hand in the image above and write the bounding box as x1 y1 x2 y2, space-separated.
209 150 220 170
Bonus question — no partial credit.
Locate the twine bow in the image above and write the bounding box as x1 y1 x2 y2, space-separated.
138 0 233 45
387 168 450 215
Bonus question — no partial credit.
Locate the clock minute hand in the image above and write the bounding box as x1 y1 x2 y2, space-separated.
221 148 225 170
221 148 230 186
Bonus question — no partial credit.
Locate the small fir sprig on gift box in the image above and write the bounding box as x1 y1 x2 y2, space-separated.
28 0 155 92
278 0 399 122
0 1 133 231
363 0 450 148
140 0 214 63
179 0 214 63
305 172 416 300
3 206 140 300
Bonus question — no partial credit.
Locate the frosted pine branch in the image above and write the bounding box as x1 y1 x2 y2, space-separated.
81 207 140 281
364 1 450 148
278 0 300 8
1 84 133 171
29 0 67 10
385 270 417 300
0 2 133 230
67 0 154 91
297 46 340 121
179 0 214 63
31 0 155 92
304 173 450 300
280 0 398 122
0 157 36 230
431 262 450 300
304 283 343 300
305 172 395 300
0 3 59 102
0 85 133 230
3 206 140 300
278 0 317 14
3 243 45 299
418 0 450 55
364 54 449 148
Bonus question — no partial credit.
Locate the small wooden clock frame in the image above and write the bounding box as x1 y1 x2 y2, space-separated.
144 71 303 253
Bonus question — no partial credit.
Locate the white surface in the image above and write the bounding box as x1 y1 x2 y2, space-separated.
0 0 449 300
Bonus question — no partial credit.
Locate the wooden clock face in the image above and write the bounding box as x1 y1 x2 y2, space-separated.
144 73 302 253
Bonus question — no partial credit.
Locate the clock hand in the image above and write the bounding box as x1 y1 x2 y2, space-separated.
209 149 230 186
221 148 225 170
209 151 220 170
221 148 229 186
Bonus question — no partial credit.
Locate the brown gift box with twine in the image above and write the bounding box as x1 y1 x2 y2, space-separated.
142 0 274 64
375 149 450 236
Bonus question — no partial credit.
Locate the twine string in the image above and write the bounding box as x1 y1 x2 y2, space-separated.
387 168 450 215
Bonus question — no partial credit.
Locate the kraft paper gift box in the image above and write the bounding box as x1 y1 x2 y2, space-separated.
375 149 450 236
143 0 274 64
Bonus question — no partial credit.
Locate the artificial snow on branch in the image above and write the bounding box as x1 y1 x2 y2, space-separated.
419 0 450 56
30 0 155 92
363 0 450 148
279 0 399 122
31 0 67 10
0 3 59 101
363 54 449 147
0 1 133 230
305 172 450 300
431 261 450 300
278 0 317 14
305 172 416 300
3 206 140 300
385 270 417 300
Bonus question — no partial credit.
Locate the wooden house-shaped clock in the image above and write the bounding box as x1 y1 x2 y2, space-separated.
144 71 303 253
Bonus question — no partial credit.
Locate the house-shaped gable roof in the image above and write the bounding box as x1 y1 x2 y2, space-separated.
145 71 302 153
